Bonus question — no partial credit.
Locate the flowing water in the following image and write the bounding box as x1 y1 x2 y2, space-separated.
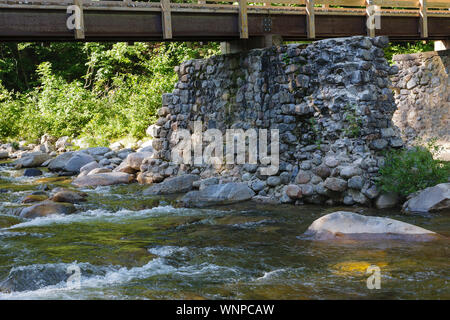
0 161 448 300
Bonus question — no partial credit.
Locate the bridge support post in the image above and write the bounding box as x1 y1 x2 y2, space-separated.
435 40 450 51
74 0 85 40
220 35 283 54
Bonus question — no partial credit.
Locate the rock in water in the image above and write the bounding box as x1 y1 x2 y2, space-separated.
63 153 95 173
126 151 154 170
13 152 51 168
402 183 450 213
72 172 134 187
23 168 43 177
19 201 76 219
143 174 199 195
50 190 87 204
0 264 69 293
301 211 439 241
181 183 255 208
375 192 399 209
48 152 75 171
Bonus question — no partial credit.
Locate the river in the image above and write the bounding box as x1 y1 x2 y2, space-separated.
0 161 448 299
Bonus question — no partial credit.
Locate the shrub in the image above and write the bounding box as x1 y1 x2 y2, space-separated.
384 41 434 65
0 42 220 145
377 139 450 196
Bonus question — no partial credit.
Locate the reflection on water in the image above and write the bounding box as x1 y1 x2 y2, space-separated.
0 164 449 299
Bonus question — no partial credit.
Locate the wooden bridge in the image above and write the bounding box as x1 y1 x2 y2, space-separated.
0 0 449 42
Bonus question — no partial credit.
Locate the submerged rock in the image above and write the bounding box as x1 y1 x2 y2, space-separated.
301 211 439 241
402 183 450 213
50 190 87 204
21 194 48 204
19 201 76 219
23 168 43 177
376 192 399 209
0 264 69 293
72 172 134 187
181 183 255 208
143 174 199 195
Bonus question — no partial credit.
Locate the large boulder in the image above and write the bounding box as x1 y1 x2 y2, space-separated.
143 174 199 195
48 152 75 171
181 183 255 208
19 201 76 219
301 211 439 241
72 172 134 188
402 183 450 213
13 152 51 168
0 151 9 159
63 153 95 173
126 151 153 170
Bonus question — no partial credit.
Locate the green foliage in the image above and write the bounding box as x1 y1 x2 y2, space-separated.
377 139 450 196
342 104 362 138
308 117 322 147
0 42 220 145
384 41 434 65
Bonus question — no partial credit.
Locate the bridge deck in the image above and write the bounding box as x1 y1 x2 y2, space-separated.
0 0 449 41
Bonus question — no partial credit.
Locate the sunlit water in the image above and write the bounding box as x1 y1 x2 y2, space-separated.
0 161 448 300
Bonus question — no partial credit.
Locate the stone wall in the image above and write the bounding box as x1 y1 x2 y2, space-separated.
147 36 402 206
391 50 450 158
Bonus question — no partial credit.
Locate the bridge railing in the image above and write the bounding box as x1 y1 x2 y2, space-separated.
0 0 449 39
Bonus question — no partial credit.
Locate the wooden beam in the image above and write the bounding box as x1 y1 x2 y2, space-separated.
306 0 315 39
419 0 428 38
161 0 172 39
239 0 248 39
74 0 84 39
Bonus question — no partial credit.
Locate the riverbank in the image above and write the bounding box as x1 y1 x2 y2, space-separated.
1 133 449 217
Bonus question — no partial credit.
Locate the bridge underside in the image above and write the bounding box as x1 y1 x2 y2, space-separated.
0 9 449 42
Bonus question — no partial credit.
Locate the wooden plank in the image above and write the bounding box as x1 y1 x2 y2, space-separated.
161 0 172 39
427 1 450 8
316 0 365 5
419 0 428 37
74 0 85 39
306 0 315 38
239 0 248 38
373 0 417 6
